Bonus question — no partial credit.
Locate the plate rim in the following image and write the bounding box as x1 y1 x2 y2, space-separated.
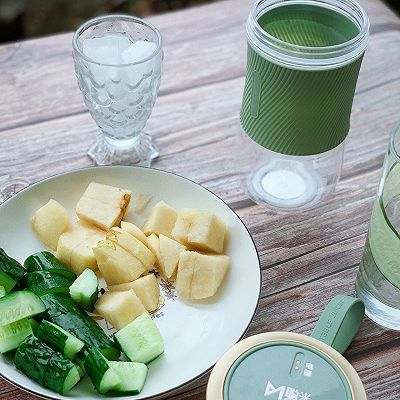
0 165 262 400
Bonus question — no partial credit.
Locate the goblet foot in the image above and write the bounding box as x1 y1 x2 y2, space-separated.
87 132 159 166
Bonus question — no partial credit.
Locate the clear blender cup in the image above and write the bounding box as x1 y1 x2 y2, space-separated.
241 0 369 211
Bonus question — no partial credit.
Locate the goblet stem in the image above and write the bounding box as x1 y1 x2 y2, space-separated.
87 132 159 166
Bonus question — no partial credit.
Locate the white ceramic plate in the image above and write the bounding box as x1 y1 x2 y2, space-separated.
0 166 261 399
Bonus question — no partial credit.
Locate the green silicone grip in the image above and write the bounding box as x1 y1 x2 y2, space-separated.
240 45 364 156
311 295 365 354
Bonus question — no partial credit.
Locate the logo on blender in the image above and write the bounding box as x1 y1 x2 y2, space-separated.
264 381 311 400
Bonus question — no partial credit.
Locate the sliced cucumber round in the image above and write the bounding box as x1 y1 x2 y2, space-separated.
41 293 120 360
46 352 82 395
69 268 98 312
0 290 46 326
84 347 121 394
114 313 164 364
110 361 148 394
37 320 85 360
0 318 32 353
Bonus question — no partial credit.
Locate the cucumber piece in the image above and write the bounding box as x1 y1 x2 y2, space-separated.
41 293 120 360
29 318 40 336
69 268 98 312
15 335 81 395
0 249 26 281
14 335 54 385
0 271 16 294
84 347 121 394
24 252 76 282
0 290 46 326
73 353 86 375
37 320 85 360
0 286 5 298
0 318 33 353
110 361 148 394
114 313 164 364
45 352 82 395
21 271 72 296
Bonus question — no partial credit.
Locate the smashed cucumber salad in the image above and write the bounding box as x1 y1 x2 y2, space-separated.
0 249 164 396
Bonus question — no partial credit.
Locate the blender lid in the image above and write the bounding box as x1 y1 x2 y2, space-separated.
224 338 351 399
207 296 367 400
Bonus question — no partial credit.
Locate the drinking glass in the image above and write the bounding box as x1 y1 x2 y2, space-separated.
356 123 400 330
73 15 163 166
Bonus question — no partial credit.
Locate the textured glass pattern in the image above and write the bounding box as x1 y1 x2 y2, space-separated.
73 16 163 165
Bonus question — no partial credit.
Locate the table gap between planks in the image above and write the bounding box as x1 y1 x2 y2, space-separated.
0 0 400 398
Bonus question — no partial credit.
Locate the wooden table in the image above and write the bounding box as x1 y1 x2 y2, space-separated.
0 0 399 398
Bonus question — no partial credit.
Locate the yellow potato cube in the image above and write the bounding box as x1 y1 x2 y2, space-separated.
107 227 155 270
93 240 146 285
142 201 177 237
56 221 105 275
31 199 70 250
172 209 227 253
95 290 146 330
176 251 230 300
76 182 131 231
120 221 148 245
159 234 186 279
108 274 160 311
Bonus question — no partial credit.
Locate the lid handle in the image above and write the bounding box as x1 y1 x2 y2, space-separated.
311 295 365 354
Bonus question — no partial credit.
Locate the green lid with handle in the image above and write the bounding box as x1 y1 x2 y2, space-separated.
207 295 366 400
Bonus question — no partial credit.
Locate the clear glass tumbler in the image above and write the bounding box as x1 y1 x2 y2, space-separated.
72 15 163 166
356 123 400 330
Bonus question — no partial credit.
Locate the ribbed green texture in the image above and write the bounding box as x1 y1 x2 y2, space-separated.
258 4 359 47
241 46 363 156
241 3 364 156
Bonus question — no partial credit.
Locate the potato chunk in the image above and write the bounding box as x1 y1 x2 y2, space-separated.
108 274 160 312
142 201 177 237
175 251 230 300
172 209 227 253
32 199 70 250
107 227 155 270
95 290 146 330
56 221 105 275
93 240 146 285
120 221 148 245
159 234 186 280
146 234 164 278
76 182 131 231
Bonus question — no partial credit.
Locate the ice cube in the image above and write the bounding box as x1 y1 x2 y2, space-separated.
82 34 131 86
83 34 130 64
121 40 157 64
120 41 157 88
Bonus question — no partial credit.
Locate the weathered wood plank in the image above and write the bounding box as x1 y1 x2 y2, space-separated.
0 379 15 395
